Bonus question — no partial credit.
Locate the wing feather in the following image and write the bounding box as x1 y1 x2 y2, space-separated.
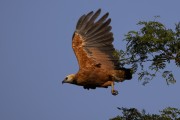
83 9 101 33
72 9 119 70
86 13 109 37
78 11 94 32
76 15 86 30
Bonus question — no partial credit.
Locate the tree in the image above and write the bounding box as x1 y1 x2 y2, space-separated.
115 18 180 85
110 107 180 120
110 18 180 120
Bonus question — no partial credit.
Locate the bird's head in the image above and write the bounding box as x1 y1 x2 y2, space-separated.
62 74 76 84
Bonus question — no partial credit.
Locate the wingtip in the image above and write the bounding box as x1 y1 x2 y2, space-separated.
105 12 109 16
88 11 94 15
97 9 101 13
96 8 108 15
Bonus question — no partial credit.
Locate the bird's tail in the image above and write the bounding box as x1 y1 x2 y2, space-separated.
112 68 132 82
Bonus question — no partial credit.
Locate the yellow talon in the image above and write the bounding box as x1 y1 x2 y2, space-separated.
111 82 118 96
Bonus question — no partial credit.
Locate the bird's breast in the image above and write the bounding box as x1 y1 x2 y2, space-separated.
75 68 112 87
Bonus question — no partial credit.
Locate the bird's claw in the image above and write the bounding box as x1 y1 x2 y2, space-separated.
111 90 118 96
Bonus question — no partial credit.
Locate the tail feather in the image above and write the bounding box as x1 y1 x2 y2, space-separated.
113 68 132 82
119 68 132 80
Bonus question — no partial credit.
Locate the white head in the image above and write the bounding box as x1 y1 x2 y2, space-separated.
62 74 76 84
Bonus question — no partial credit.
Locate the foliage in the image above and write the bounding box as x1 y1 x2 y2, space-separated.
110 107 180 120
116 18 180 85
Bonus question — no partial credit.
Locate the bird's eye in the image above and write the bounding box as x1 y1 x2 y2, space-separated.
65 77 68 80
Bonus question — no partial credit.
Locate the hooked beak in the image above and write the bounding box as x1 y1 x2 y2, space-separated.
62 79 66 84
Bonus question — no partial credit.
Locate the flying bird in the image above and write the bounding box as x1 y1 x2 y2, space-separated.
62 9 132 95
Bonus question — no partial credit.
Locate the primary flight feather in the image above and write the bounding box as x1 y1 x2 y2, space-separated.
62 9 132 95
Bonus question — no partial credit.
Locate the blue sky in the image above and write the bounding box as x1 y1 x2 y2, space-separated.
0 0 180 120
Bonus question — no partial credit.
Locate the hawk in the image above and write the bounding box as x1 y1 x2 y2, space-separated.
62 9 132 95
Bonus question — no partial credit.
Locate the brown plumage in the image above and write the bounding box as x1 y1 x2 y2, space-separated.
62 9 132 95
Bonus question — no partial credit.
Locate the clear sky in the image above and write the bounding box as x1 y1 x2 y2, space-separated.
0 0 180 120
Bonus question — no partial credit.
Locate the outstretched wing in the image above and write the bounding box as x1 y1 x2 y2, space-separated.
72 9 119 70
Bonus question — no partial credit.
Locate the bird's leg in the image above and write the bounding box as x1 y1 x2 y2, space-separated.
111 82 118 96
